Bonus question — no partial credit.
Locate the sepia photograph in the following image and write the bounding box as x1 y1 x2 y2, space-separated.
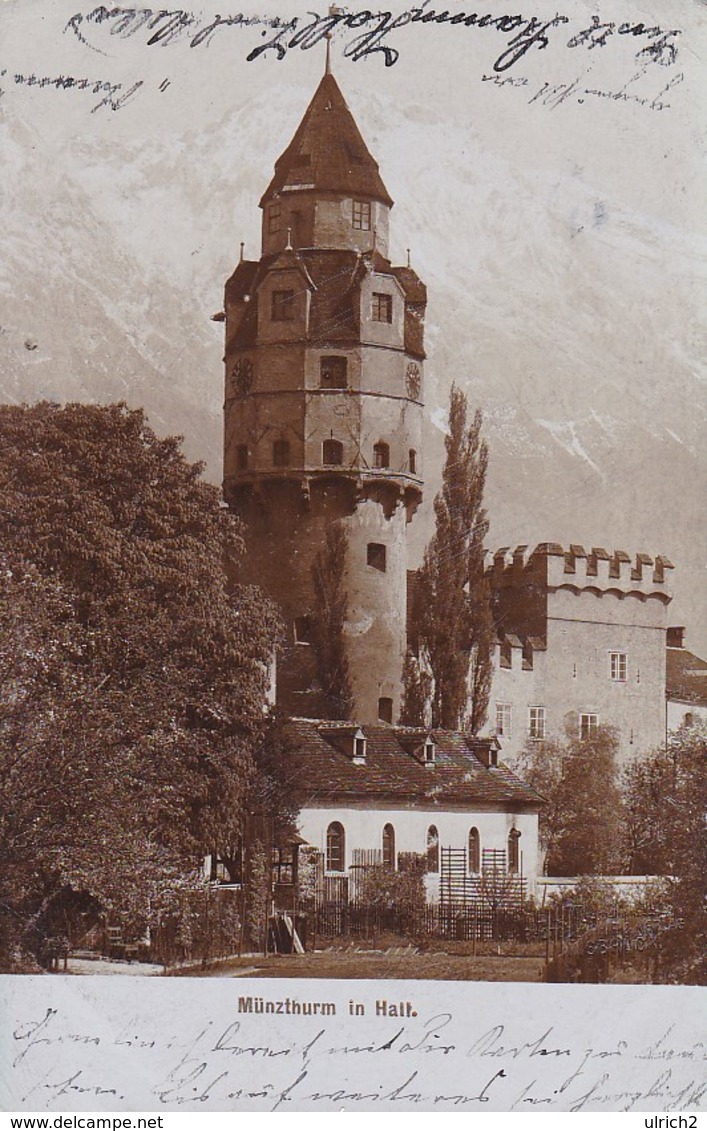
1 0 705 1113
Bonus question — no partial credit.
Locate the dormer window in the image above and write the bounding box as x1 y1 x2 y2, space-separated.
424 739 436 765
372 293 392 323
272 289 295 321
353 734 366 763
352 200 371 230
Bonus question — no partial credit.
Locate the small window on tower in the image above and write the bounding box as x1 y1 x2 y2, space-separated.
378 697 393 723
408 449 417 474
268 203 281 233
273 439 290 467
352 200 371 230
294 615 313 645
272 289 295 321
367 543 386 572
320 356 348 389
322 439 344 466
372 293 393 323
610 652 627 682
373 442 390 469
236 444 248 471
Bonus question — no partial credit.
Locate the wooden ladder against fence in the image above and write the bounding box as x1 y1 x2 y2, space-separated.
440 847 473 908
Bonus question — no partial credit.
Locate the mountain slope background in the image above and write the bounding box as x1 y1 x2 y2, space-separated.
1 0 705 653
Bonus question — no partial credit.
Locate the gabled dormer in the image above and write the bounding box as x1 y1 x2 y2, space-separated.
255 247 315 343
396 728 437 766
469 736 501 768
318 723 367 764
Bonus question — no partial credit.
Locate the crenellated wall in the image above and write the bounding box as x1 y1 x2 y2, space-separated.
484 542 673 765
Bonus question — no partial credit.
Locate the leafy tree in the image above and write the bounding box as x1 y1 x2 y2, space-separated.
623 726 706 983
398 650 432 727
0 402 280 966
409 385 493 731
310 521 353 719
517 725 625 876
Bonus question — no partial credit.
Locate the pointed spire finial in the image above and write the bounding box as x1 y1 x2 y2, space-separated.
407 247 411 268
239 241 245 262
325 4 340 75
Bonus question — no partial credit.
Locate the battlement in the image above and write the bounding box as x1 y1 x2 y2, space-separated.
486 542 674 600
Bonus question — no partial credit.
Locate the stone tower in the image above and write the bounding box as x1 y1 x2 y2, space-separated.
221 70 426 723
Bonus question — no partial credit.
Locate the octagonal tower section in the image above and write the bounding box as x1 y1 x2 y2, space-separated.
222 71 426 723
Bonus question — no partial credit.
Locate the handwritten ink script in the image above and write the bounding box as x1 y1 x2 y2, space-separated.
60 5 681 71
483 67 684 112
0 2 684 115
2 978 705 1112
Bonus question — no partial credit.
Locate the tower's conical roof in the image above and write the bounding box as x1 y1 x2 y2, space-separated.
260 73 393 208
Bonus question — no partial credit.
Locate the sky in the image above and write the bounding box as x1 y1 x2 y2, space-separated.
1 0 705 650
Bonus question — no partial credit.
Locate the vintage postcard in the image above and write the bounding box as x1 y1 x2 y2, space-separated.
1 0 705 1114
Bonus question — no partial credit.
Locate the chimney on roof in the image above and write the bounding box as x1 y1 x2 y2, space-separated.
667 626 685 649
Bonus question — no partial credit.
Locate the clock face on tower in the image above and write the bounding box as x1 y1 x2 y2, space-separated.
405 361 421 400
231 357 254 396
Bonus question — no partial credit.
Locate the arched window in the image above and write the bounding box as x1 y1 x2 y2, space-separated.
273 439 290 467
426 825 439 874
382 824 395 870
326 822 345 873
409 448 417 474
373 442 390 469
508 828 521 875
322 438 344 466
468 827 480 873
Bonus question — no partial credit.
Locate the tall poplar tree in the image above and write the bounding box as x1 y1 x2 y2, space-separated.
311 521 353 719
408 385 494 731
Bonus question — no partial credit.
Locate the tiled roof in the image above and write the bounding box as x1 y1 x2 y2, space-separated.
283 718 543 810
260 74 393 208
667 647 707 706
